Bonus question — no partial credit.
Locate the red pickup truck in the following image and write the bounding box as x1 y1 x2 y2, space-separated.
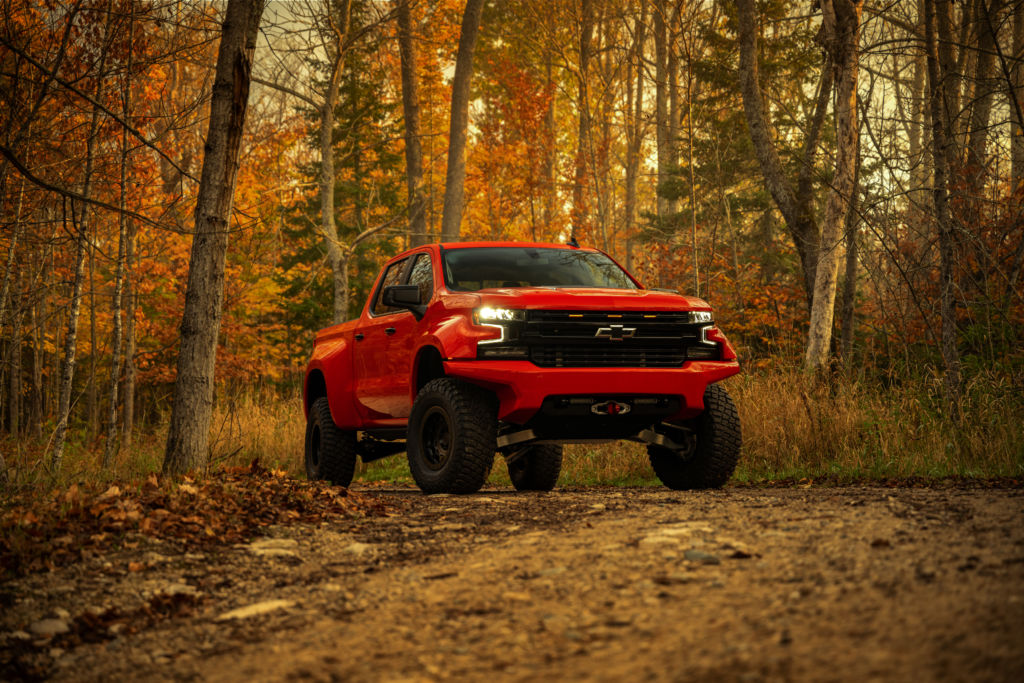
303 241 741 494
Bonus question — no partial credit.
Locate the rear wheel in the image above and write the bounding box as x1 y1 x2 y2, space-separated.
407 379 497 494
507 445 562 491
305 397 357 486
648 383 740 490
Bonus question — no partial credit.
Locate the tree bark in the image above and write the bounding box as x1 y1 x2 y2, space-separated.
964 0 1000 193
50 2 115 470
439 0 486 242
105 9 134 466
840 133 862 367
319 0 353 323
397 0 428 247
924 0 962 417
804 0 863 373
654 0 669 222
163 0 264 475
1012 6 1024 190
624 4 646 272
569 0 594 243
734 0 822 308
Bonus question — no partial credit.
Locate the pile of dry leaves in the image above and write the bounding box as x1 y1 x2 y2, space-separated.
0 460 385 577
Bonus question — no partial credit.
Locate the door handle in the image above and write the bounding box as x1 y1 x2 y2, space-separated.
385 327 396 336
355 333 364 341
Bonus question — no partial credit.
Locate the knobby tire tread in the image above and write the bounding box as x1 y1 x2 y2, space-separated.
509 445 563 491
307 397 357 487
648 383 741 490
408 378 496 494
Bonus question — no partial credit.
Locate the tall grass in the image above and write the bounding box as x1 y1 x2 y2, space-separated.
2 367 1021 494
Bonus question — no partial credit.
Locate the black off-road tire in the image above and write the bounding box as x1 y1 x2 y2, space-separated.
305 397 358 486
407 378 497 494
507 445 563 492
648 383 741 490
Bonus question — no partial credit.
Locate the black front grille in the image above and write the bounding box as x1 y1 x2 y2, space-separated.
530 345 686 368
522 310 705 368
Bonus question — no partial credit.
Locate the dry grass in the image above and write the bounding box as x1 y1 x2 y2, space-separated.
2 368 1021 495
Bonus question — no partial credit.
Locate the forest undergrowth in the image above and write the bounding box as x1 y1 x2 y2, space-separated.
1 365 1021 498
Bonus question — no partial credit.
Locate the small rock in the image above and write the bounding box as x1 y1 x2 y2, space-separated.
160 583 198 597
502 591 532 602
683 549 720 565
49 648 65 658
343 542 374 556
216 599 295 621
588 503 606 512
52 607 71 620
29 619 69 637
248 538 300 558
8 631 32 641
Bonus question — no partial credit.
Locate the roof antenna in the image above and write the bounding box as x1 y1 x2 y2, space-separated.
567 234 579 248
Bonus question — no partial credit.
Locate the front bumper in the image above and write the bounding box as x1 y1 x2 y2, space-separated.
442 359 740 424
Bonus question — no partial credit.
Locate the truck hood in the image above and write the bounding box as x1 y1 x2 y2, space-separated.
474 287 711 312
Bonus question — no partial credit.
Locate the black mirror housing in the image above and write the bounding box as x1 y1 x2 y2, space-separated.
383 285 421 306
382 285 426 319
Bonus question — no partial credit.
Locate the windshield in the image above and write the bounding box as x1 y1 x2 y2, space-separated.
442 247 638 291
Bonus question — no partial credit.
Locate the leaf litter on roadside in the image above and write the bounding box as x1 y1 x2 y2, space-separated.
0 459 387 578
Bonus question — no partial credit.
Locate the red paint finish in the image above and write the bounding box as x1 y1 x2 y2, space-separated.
304 242 740 430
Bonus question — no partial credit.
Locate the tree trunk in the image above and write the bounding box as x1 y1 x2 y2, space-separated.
543 49 557 232
924 0 962 417
667 3 681 217
319 0 353 323
122 213 137 447
804 0 863 373
397 0 428 247
964 0 1000 193
8 271 22 436
1012 6 1024 190
439 0 486 242
50 3 114 470
163 0 264 475
654 0 669 222
105 11 133 466
840 134 862 366
735 0 821 308
908 0 928 207
569 0 594 243
624 4 646 272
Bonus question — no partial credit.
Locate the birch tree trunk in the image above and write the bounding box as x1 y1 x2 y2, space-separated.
397 0 428 247
439 0 486 242
319 0 353 323
569 0 594 243
804 0 863 373
163 0 264 475
105 9 134 465
50 3 114 471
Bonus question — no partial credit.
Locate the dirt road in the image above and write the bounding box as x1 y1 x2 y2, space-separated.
4 485 1023 682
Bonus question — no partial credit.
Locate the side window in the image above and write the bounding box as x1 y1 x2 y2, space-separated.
407 253 434 304
371 258 407 315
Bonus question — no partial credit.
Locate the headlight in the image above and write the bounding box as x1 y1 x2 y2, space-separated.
689 311 713 324
473 307 525 323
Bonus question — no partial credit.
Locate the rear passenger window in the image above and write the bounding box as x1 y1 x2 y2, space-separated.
371 259 407 315
407 254 434 304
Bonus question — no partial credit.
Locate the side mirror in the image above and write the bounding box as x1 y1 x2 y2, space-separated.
382 285 426 320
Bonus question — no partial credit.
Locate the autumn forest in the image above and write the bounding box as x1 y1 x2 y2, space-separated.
1 0 1022 482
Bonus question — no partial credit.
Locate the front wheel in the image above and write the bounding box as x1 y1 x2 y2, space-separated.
305 396 358 486
507 444 562 491
407 378 497 494
648 383 741 490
